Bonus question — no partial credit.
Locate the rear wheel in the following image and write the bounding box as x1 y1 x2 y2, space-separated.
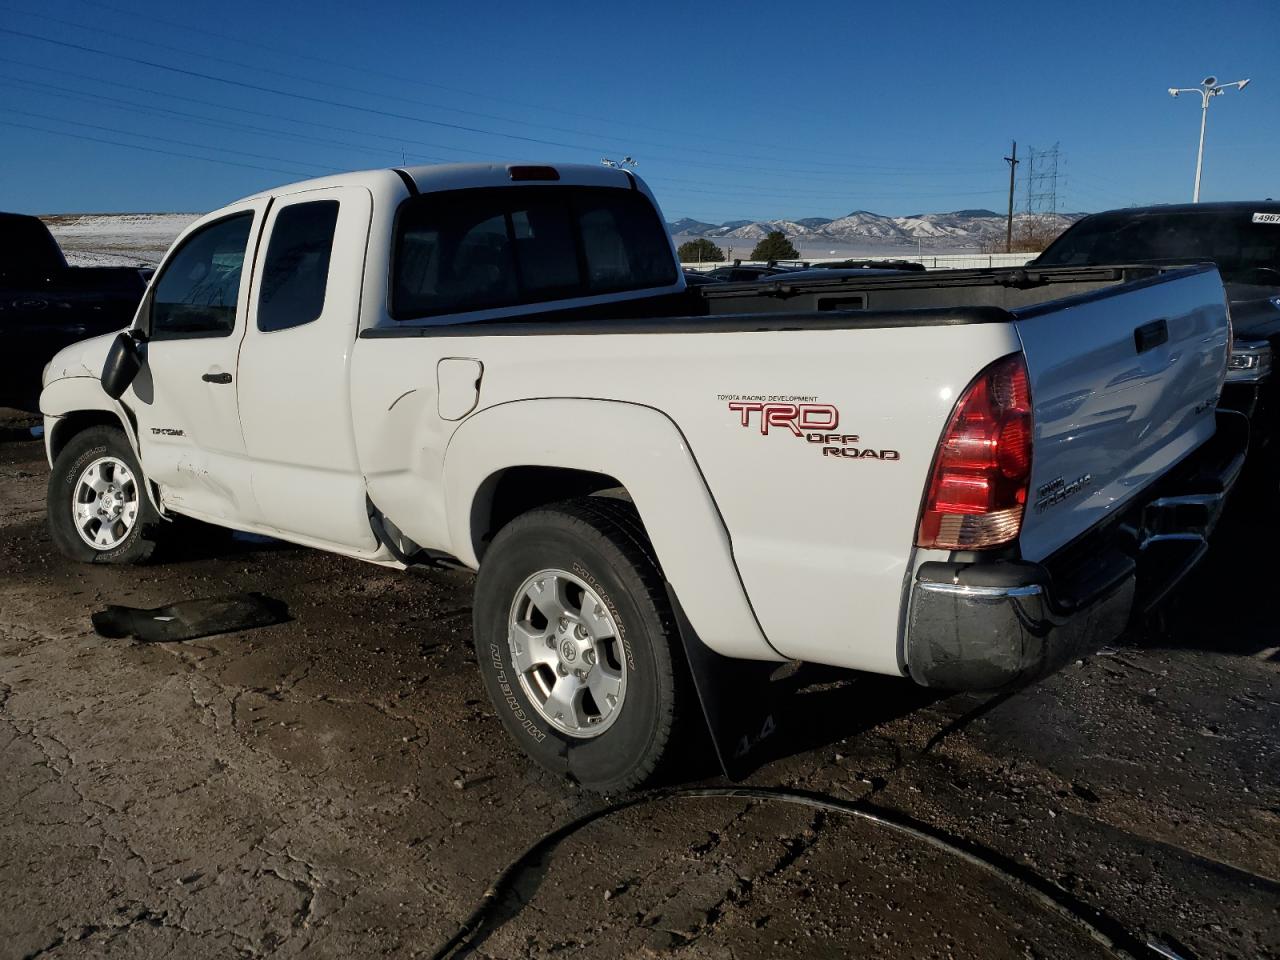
47 425 166 564
473 497 692 792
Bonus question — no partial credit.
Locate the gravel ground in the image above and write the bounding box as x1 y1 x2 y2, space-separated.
1 410 1276 960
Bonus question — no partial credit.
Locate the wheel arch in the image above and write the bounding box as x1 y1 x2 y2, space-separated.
42 378 137 458
442 398 782 663
470 465 629 563
41 378 163 514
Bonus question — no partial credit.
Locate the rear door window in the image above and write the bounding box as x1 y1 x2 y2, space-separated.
258 200 340 332
391 186 676 320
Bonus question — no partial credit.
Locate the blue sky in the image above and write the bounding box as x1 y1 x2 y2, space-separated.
1 0 1276 222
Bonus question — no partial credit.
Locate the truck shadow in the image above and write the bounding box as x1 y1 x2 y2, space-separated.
161 526 298 564
1135 491 1279 659
681 664 947 783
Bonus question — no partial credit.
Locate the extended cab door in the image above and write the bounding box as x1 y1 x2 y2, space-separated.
235 186 379 551
130 201 268 522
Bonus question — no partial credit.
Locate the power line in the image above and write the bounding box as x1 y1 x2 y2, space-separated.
0 26 619 153
0 106 342 172
3 71 1004 206
3 80 1010 214
0 56 500 161
643 179 1005 202
0 75 458 165
2 7 690 156
0 19 998 180
0 25 1014 214
64 0 995 171
0 51 1003 192
0 117 318 177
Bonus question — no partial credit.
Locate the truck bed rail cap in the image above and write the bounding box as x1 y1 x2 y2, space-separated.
359 306 1017 338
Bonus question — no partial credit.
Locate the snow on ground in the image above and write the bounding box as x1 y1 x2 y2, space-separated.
40 213 200 267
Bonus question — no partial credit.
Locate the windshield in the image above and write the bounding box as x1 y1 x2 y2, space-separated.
1037 210 1280 283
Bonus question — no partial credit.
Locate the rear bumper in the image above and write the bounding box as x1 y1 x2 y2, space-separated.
904 411 1249 690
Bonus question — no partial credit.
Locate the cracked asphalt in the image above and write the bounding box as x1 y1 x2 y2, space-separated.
1 410 1277 960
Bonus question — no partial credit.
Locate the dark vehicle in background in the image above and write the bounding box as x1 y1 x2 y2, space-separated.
807 258 927 273
696 258 926 283
702 261 808 282
1033 202 1280 485
760 266 917 284
1 212 148 411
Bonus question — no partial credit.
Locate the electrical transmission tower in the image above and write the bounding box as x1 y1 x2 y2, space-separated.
1022 143 1062 218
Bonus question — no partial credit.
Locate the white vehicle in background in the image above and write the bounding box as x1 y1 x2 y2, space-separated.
40 163 1246 791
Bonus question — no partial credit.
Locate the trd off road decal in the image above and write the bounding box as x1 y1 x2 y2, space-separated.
719 395 900 462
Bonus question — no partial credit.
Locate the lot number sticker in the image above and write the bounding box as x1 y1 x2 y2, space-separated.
1252 212 1280 224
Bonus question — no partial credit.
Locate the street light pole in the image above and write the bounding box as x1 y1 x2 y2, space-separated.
1193 92 1210 203
1169 76 1251 203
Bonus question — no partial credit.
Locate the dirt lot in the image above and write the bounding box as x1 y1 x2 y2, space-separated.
1 411 1277 960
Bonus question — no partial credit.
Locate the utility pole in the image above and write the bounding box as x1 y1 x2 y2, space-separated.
1004 140 1019 253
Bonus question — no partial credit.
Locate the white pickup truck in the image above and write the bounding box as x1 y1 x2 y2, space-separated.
40 163 1246 791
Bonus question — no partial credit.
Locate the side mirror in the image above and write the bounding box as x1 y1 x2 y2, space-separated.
101 330 146 400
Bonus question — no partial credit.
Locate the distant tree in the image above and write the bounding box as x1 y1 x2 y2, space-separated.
979 216 1070 254
750 231 799 261
677 238 726 263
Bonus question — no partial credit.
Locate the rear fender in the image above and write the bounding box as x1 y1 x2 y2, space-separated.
442 399 781 663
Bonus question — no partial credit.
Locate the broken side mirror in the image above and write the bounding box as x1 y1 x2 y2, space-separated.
101 329 147 400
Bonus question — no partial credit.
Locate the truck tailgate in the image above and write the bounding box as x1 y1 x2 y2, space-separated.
1013 265 1230 561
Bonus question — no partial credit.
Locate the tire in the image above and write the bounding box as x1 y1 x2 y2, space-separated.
47 425 165 564
472 497 693 793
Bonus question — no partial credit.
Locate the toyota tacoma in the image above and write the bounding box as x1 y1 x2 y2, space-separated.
40 163 1246 791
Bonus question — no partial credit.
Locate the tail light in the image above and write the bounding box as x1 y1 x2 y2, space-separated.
917 353 1033 551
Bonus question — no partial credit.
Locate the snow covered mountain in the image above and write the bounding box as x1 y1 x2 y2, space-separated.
33 209 1081 267
670 209 1082 250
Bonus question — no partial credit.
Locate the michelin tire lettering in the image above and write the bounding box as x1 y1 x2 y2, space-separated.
571 561 636 672
490 641 547 742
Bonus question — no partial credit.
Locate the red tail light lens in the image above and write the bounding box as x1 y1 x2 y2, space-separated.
917 353 1033 550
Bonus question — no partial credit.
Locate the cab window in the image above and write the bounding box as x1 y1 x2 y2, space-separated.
151 213 254 338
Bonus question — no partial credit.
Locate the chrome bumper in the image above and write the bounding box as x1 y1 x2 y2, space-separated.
905 572 1134 690
904 411 1248 691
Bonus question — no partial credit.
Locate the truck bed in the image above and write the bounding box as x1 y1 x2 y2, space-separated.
356 261 1229 673
361 264 1174 337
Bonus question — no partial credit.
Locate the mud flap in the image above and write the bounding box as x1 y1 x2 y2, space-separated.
92 592 290 643
666 585 780 781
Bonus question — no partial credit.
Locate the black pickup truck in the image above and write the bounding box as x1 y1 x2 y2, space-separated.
1 212 148 411
1033 202 1280 486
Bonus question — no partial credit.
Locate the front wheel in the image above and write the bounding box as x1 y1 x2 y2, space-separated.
47 425 166 564
472 497 693 793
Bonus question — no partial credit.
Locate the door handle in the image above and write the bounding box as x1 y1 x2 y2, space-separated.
1134 319 1169 354
202 371 233 384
